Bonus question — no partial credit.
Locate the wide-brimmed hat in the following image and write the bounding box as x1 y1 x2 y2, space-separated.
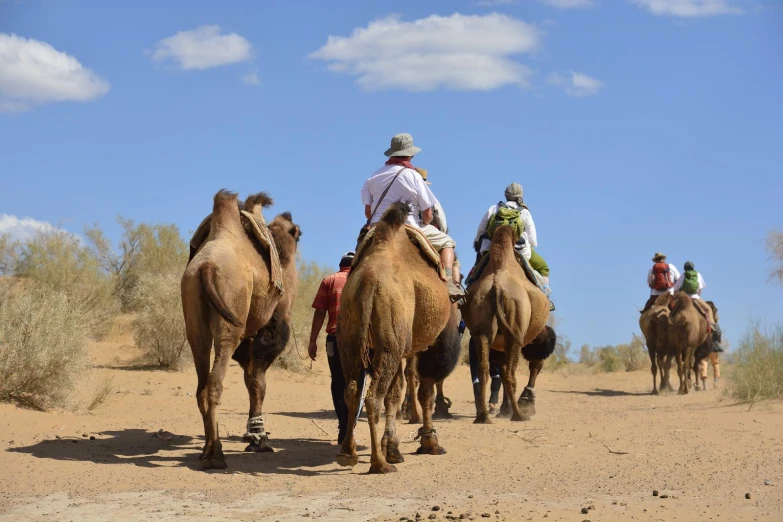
415 167 432 185
652 252 667 262
384 133 421 157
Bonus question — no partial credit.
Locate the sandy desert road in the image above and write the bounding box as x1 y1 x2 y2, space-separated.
1 341 781 521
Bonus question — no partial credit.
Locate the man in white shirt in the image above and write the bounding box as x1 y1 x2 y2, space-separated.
361 133 462 299
643 252 681 312
673 261 706 298
473 183 537 260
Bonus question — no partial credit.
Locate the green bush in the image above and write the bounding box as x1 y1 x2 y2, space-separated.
132 272 188 369
579 343 597 366
597 345 623 372
727 323 783 407
0 285 91 410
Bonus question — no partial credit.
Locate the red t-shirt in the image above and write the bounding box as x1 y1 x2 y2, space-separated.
311 267 350 335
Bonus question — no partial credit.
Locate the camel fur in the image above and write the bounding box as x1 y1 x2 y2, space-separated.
181 190 301 470
462 225 551 423
335 201 453 474
667 292 712 395
639 293 677 395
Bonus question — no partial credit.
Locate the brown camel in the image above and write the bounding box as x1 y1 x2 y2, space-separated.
336 201 453 474
462 225 550 423
667 292 711 395
639 293 676 395
181 190 301 470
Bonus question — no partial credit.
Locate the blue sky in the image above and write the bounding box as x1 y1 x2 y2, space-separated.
1 0 781 353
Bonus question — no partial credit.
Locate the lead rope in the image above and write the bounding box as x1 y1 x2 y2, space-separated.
283 322 313 369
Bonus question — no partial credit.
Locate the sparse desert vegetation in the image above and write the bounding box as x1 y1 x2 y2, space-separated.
727 322 783 407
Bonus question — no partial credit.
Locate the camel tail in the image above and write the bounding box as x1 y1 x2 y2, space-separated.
356 280 377 369
493 285 527 348
199 263 243 327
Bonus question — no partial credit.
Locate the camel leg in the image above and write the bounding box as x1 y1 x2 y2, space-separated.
365 353 399 474
676 350 687 395
649 348 659 395
404 357 421 424
416 376 447 455
517 358 543 418
432 380 453 420
190 334 212 460
500 342 528 422
336 358 363 468
382 363 405 464
473 332 495 424
201 325 242 470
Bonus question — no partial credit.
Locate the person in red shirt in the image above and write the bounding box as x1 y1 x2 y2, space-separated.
308 251 366 444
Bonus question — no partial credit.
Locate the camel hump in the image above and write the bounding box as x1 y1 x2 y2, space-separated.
380 201 412 228
214 189 239 210
243 192 274 215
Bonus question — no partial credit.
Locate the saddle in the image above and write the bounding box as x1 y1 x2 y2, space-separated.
466 251 554 311
354 224 446 282
189 210 285 296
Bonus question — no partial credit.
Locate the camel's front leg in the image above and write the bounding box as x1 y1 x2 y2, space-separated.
649 348 659 395
473 333 494 424
416 376 446 455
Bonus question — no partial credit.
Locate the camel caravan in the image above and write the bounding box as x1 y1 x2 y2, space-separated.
180 134 721 473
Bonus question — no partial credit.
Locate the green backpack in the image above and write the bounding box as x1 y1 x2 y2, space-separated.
681 269 700 294
487 201 525 241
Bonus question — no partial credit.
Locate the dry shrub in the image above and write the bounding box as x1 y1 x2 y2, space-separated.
597 346 623 373
0 286 91 410
87 376 115 411
579 344 597 366
618 335 648 372
14 228 118 337
727 323 783 407
132 272 188 369
546 337 571 371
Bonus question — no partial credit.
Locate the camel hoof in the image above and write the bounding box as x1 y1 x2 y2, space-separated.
495 409 511 419
651 389 659 396
511 412 532 422
201 458 227 470
416 444 447 456
408 416 422 425
474 413 492 424
432 410 453 421
244 442 274 453
336 453 358 468
517 400 536 418
386 445 405 464
368 462 397 474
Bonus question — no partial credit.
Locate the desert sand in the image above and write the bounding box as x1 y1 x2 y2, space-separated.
1 335 781 522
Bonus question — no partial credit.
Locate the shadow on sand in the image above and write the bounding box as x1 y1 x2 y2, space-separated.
549 388 651 398
7 428 345 476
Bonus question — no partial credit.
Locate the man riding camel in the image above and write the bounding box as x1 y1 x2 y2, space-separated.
643 252 680 312
471 183 550 286
360 133 463 300
674 261 724 353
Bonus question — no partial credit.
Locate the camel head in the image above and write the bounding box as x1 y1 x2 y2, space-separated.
648 293 672 323
269 212 301 266
705 300 719 323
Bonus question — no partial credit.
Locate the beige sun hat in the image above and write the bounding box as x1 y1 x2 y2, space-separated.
652 252 667 262
415 167 432 185
384 133 422 157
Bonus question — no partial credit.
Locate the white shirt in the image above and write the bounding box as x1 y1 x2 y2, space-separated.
474 201 537 257
647 263 681 296
361 165 436 228
673 272 706 298
432 200 448 233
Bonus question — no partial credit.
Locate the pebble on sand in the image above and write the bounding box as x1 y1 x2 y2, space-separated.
581 507 589 514
745 493 751 499
652 490 659 496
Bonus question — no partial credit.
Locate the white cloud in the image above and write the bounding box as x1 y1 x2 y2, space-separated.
0 33 110 113
152 25 253 70
0 214 58 242
548 71 604 96
541 0 594 8
242 70 260 86
631 0 743 16
310 13 541 92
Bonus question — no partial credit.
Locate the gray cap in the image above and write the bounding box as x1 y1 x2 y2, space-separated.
504 183 524 205
384 133 422 157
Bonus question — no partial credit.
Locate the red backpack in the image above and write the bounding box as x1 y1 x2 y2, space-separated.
650 262 673 291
